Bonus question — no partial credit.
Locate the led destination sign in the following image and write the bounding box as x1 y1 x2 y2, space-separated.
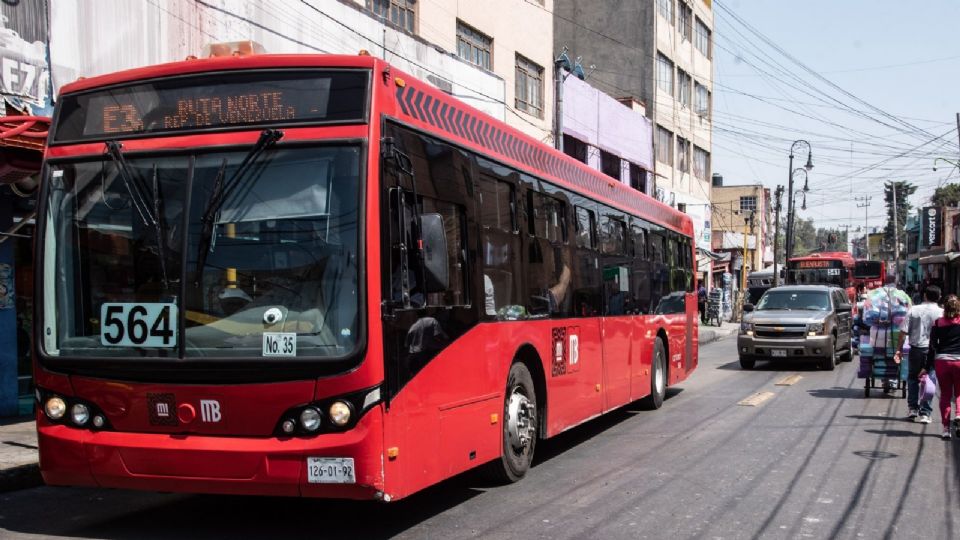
53 70 368 142
793 259 842 269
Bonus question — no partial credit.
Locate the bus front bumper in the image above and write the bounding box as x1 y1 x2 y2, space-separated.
37 409 384 499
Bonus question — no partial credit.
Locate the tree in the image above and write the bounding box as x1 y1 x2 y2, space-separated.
883 181 916 259
791 217 818 256
931 183 960 207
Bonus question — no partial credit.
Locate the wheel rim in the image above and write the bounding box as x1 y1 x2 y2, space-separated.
507 386 536 455
654 356 665 395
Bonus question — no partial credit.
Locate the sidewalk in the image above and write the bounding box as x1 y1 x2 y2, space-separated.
699 320 739 345
0 416 41 492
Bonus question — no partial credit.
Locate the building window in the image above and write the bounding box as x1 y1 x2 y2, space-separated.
677 202 687 213
693 145 709 179
695 18 712 58
629 163 648 193
740 196 757 213
677 137 690 173
563 134 588 163
601 150 621 180
515 54 544 118
656 126 673 166
456 21 492 70
656 53 674 95
657 0 674 24
677 69 691 108
678 2 692 41
369 0 416 33
695 82 710 117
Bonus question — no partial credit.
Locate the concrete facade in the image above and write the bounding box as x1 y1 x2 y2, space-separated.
372 0 555 141
561 74 654 197
711 184 770 277
554 0 714 250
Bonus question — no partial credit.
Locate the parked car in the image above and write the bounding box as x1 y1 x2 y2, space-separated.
737 285 853 370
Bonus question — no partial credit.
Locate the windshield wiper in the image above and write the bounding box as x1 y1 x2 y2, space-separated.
105 141 170 290
194 129 284 284
105 141 156 229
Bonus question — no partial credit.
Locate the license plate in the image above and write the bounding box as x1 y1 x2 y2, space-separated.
771 349 787 357
100 303 177 348
306 457 355 484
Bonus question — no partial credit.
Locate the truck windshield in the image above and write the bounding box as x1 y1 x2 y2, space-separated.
757 291 831 311
40 145 361 359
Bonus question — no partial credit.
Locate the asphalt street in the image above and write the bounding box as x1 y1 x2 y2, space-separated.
2 337 957 540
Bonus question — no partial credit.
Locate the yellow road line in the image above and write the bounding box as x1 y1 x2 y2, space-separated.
738 391 776 407
775 374 803 386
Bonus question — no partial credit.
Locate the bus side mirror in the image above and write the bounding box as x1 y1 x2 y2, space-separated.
420 213 449 293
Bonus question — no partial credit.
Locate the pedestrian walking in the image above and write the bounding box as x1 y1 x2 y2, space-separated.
697 281 707 324
924 294 960 440
895 285 942 424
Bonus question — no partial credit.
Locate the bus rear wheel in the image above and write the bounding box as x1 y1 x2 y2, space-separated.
641 337 667 409
485 362 538 484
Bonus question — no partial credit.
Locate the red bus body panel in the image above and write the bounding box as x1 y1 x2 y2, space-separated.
38 54 697 500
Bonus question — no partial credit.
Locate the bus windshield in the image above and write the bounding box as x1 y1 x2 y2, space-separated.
40 144 361 359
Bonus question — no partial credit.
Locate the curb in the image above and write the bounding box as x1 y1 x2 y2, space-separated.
699 328 737 345
0 462 42 493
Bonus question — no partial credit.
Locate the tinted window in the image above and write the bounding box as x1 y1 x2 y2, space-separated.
478 176 514 232
575 206 596 249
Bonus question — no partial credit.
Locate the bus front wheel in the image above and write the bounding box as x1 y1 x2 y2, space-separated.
486 362 538 483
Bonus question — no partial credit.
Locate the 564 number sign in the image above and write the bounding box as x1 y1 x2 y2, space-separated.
100 303 178 348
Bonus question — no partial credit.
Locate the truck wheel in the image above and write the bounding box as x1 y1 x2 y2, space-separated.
820 337 837 371
485 362 537 483
740 357 756 370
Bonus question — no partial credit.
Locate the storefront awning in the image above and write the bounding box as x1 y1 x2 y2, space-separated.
919 253 960 265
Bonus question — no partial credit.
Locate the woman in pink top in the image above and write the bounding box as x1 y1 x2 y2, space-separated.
924 295 960 440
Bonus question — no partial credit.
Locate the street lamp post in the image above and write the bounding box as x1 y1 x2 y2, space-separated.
786 141 813 271
787 167 810 264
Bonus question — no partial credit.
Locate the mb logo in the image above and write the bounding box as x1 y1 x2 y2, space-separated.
200 400 222 423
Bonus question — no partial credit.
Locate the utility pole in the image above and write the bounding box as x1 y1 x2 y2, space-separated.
739 211 754 319
773 185 784 287
892 182 900 285
554 48 568 152
855 195 872 258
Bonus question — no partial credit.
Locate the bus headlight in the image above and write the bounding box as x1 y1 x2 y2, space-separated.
329 401 352 427
300 407 322 432
70 403 90 426
44 396 67 420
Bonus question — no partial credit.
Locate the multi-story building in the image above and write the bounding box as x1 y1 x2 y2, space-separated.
368 0 556 141
711 184 770 289
553 0 714 251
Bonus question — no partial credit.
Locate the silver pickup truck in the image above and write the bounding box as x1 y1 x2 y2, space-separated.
737 285 853 371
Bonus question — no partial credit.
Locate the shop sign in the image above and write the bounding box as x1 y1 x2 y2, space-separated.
922 206 942 248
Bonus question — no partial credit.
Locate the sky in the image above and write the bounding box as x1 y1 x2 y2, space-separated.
712 0 960 237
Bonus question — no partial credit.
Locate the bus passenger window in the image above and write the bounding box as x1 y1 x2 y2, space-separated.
575 206 596 249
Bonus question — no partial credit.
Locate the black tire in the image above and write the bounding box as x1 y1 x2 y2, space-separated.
739 357 756 370
820 337 837 371
641 338 667 409
484 362 538 484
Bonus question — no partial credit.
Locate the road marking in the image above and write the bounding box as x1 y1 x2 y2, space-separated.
738 391 775 406
775 374 803 386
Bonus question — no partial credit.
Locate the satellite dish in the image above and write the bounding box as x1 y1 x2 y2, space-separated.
555 51 572 71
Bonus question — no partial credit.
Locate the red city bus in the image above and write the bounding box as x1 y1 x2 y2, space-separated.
34 50 697 501
852 259 886 292
786 252 856 302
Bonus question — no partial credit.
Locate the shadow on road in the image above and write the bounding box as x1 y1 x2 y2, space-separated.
716 360 824 372
807 386 865 399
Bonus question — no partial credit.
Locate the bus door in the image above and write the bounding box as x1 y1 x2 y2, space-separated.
599 214 632 410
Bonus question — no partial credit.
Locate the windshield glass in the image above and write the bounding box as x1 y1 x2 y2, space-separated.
756 290 831 311
41 145 361 359
788 267 845 287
